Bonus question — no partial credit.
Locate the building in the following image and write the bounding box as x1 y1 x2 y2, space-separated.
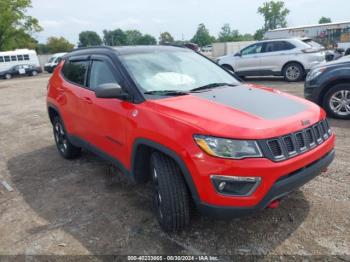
265 21 350 49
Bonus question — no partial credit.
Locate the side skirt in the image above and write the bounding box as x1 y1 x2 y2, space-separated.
68 135 133 181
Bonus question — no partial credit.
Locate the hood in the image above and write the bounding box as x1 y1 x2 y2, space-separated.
150 84 325 139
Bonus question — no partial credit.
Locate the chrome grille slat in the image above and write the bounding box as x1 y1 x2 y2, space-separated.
265 120 332 162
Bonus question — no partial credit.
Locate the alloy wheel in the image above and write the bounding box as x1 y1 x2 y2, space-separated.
329 90 350 116
286 65 301 81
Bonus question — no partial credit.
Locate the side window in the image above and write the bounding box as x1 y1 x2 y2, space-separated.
17 55 24 61
241 44 262 56
11 56 17 61
4 56 10 62
0 57 3 63
23 54 30 61
89 60 119 91
62 60 89 86
281 41 295 50
263 41 295 53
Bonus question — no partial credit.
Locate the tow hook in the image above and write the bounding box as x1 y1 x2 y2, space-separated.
267 199 281 209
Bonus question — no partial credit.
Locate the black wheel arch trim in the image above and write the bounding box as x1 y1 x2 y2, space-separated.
131 138 201 204
46 104 201 204
319 77 350 105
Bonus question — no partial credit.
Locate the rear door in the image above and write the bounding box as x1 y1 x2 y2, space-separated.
60 57 90 137
235 43 263 75
259 41 296 74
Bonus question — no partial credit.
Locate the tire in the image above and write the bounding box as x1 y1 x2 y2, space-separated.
323 84 350 120
5 73 12 80
31 70 38 76
222 64 234 72
150 152 190 232
283 63 304 82
53 116 81 159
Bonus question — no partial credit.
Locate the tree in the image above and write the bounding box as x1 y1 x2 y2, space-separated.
218 24 239 42
159 32 174 44
258 1 290 31
125 30 143 45
46 37 74 53
319 17 332 24
0 0 42 51
103 29 127 46
78 31 102 47
254 28 266 40
137 34 157 45
191 23 215 47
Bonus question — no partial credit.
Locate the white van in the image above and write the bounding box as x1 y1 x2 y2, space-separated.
0 49 40 72
44 53 67 73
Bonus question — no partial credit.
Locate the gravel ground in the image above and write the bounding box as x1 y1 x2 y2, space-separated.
0 75 349 259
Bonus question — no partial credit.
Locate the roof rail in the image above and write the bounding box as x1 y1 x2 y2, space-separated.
70 45 115 52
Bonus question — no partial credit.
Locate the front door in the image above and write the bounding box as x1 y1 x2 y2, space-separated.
235 43 263 75
80 56 132 165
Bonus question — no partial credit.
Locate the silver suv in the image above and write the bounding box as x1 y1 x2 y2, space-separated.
217 38 325 82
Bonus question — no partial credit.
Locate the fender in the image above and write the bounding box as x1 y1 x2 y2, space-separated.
131 138 200 204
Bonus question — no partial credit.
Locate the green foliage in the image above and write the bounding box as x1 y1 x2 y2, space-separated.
36 43 50 54
103 29 127 46
78 31 102 47
159 32 174 44
254 28 267 40
103 29 157 46
319 17 332 24
45 37 75 53
258 1 290 30
218 24 254 42
191 23 215 47
0 0 42 51
137 34 157 45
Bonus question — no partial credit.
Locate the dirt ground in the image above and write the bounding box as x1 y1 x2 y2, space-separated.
0 74 349 259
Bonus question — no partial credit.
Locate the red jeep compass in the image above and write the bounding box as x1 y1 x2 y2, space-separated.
47 46 335 232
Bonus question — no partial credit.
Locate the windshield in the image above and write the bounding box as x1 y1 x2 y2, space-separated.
120 50 240 93
48 56 56 63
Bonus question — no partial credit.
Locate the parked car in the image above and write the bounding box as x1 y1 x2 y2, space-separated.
305 56 350 119
0 64 42 80
44 52 67 73
217 38 325 82
47 46 335 232
0 49 40 72
201 45 213 52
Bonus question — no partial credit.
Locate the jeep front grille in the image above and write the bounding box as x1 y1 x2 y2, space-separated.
260 120 332 162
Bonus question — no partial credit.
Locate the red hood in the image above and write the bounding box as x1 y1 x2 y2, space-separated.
148 84 325 139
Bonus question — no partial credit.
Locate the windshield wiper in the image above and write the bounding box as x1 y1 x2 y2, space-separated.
190 83 236 92
144 90 189 96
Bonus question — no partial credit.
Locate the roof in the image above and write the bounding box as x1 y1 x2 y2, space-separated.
113 45 190 55
63 45 190 59
267 21 350 33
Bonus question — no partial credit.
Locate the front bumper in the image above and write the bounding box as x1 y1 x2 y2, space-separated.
197 149 335 218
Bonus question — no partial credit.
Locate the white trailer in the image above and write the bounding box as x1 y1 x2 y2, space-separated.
265 21 350 49
0 49 40 72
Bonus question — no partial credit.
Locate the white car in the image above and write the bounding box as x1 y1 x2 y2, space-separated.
217 38 325 82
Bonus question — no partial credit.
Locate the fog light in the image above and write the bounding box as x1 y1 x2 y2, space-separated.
218 181 227 191
211 175 261 196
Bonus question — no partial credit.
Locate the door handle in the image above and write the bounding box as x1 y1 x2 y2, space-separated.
83 97 93 104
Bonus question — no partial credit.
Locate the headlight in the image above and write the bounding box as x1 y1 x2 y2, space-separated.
194 135 262 159
306 67 326 81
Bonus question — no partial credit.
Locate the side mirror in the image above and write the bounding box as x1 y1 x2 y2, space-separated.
235 52 241 57
95 83 129 100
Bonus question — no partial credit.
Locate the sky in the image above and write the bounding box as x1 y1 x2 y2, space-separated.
29 0 350 45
